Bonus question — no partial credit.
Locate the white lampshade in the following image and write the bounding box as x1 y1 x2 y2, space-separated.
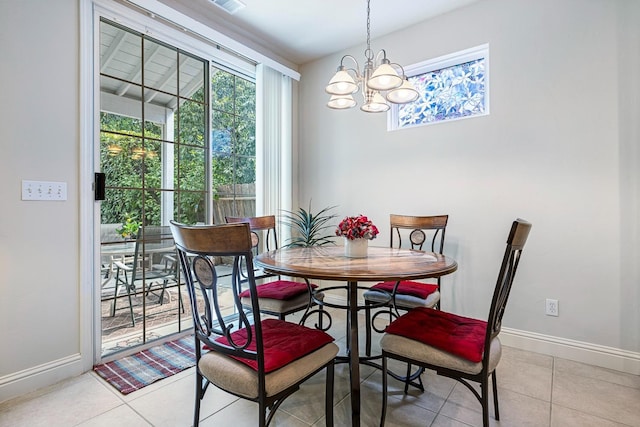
327 94 357 109
385 78 419 104
360 92 389 113
325 70 358 95
367 63 402 91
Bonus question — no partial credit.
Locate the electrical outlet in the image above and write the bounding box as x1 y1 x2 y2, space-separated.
545 298 559 316
22 180 67 201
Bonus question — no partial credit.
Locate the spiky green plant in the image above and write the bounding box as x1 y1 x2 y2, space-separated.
280 202 338 247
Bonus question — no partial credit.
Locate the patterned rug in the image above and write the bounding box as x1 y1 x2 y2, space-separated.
94 336 195 394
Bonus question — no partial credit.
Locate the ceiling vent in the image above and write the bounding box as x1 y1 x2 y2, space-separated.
209 0 246 15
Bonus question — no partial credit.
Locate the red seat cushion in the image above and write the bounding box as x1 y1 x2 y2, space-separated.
214 319 334 372
371 280 438 299
239 280 316 300
385 307 487 363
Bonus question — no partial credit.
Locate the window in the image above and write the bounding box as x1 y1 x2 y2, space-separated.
389 44 489 130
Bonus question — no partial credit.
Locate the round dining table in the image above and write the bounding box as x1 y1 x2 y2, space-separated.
255 245 458 426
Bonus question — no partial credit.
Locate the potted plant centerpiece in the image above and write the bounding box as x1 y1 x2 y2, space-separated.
336 214 379 258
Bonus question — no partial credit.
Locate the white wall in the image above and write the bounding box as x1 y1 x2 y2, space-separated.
0 0 83 402
298 0 639 368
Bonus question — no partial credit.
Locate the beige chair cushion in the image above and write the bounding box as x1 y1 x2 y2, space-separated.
363 289 440 309
380 334 501 375
242 291 324 314
198 342 338 399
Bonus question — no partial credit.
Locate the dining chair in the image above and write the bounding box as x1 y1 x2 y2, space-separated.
170 221 338 427
111 225 180 326
379 219 532 427
226 215 325 328
363 214 448 357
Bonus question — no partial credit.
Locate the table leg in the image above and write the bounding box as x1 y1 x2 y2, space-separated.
348 280 360 426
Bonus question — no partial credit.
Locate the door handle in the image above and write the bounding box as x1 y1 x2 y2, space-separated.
95 172 106 200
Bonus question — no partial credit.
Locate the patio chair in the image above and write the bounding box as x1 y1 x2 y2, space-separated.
170 221 338 427
111 225 181 326
363 214 448 357
379 219 532 427
226 215 325 328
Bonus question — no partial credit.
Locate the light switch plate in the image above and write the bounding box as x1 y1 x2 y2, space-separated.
22 180 67 201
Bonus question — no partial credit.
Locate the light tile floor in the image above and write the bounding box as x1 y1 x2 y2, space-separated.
1 308 639 427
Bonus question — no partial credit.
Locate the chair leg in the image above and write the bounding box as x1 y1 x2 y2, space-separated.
111 268 127 317
481 376 490 427
125 282 135 327
158 280 168 305
365 301 372 356
380 355 388 427
492 370 500 421
403 363 412 394
318 303 324 330
325 361 334 427
258 401 267 427
193 370 203 427
178 285 185 313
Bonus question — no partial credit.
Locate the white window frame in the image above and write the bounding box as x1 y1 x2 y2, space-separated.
388 44 490 131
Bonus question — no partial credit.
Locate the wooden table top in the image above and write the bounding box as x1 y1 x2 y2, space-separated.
254 245 458 282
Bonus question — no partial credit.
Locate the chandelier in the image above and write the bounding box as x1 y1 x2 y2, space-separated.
325 0 419 112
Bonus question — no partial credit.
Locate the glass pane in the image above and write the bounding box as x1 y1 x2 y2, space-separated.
177 145 206 191
212 153 234 188
175 191 206 225
100 21 141 84
211 111 234 154
235 155 256 185
100 132 144 187
142 189 161 225
179 52 206 99
101 109 142 136
100 75 143 113
234 182 255 218
141 139 163 190
143 88 177 133
178 98 206 147
143 39 178 94
235 76 256 116
211 67 235 113
235 126 255 156
101 189 143 236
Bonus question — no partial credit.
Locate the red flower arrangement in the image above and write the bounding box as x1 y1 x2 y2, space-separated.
336 215 380 240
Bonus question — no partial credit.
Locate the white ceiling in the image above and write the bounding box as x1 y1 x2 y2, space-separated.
159 0 479 65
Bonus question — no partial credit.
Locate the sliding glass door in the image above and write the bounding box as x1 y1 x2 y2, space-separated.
98 19 208 357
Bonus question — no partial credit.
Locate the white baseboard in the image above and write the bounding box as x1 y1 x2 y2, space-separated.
0 354 84 404
499 327 640 375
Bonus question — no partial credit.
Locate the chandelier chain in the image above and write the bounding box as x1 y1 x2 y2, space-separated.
366 0 372 60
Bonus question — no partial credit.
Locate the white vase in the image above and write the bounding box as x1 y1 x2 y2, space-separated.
344 237 368 258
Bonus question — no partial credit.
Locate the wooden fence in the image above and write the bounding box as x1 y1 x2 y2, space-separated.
212 183 256 224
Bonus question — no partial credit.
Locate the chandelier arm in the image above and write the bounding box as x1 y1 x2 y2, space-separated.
388 62 408 77
340 55 363 78
374 49 388 65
